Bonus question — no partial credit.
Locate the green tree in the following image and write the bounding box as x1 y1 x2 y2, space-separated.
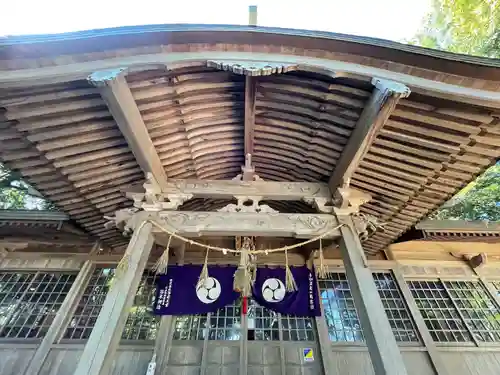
412 3 500 221
0 164 56 210
0 188 28 209
412 0 500 57
432 164 500 221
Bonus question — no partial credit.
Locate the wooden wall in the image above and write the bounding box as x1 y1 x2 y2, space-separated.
327 350 435 375
439 351 500 375
38 348 153 375
0 348 36 375
0 346 154 375
163 341 203 375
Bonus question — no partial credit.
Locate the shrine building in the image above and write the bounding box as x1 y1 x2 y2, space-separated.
0 15 500 375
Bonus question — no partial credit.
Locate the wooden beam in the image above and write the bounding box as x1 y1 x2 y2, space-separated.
2 51 500 108
337 215 408 375
153 211 341 238
329 78 410 191
125 178 331 201
74 221 155 375
244 76 256 156
88 69 168 191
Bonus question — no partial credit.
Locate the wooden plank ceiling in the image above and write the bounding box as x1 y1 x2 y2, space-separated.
354 95 499 253
0 26 499 255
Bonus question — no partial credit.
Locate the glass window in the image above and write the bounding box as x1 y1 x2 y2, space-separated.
247 299 316 341
64 268 160 341
491 281 500 296
280 313 316 341
319 272 364 342
173 314 209 340
373 272 419 342
207 302 242 341
407 280 472 343
121 271 160 341
172 300 241 341
320 272 418 343
248 299 279 341
0 271 76 339
444 281 500 343
64 267 115 340
173 299 314 342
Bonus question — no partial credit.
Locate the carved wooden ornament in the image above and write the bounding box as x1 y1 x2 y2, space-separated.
207 60 298 76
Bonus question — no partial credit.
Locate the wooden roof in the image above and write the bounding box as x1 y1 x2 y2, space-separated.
0 210 96 254
0 25 499 254
412 219 500 243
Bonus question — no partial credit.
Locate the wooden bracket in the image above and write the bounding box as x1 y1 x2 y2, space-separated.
333 187 372 215
207 60 298 76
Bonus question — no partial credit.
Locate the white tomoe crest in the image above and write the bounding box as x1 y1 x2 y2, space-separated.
196 277 222 304
262 278 286 303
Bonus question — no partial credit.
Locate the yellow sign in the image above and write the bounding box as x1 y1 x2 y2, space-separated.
303 348 314 362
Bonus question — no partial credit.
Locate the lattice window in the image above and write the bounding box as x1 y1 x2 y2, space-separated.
320 272 418 343
408 280 472 343
64 267 160 341
121 271 160 341
173 314 209 340
248 299 279 341
280 314 316 341
444 281 500 343
207 301 241 341
173 300 241 341
373 273 419 342
0 271 76 339
173 299 314 342
248 300 316 341
64 267 115 340
319 272 364 342
492 281 500 294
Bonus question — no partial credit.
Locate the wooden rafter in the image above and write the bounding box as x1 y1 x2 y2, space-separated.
329 78 410 191
244 76 257 156
88 69 169 190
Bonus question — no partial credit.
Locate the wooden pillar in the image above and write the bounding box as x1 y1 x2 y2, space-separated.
24 261 94 375
314 289 336 375
338 215 408 375
73 222 155 375
153 316 173 375
239 313 248 375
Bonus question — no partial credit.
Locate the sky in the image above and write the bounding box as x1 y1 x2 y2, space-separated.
1 0 432 42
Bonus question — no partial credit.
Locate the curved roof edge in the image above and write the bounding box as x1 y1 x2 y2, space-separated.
1 24 500 79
